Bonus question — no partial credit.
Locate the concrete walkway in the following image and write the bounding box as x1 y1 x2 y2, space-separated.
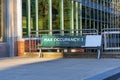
0 58 120 80
0 57 57 70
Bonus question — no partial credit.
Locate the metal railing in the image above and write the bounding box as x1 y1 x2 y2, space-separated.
102 28 120 51
30 29 98 36
26 28 120 53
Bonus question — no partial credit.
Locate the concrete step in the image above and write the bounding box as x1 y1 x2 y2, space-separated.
24 52 63 58
63 53 120 58
24 52 120 59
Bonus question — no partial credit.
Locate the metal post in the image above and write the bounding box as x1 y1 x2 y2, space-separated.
97 47 101 59
89 1 91 29
97 0 99 31
109 0 111 34
93 3 95 29
104 33 107 49
76 2 78 35
107 1 109 29
35 0 38 37
39 48 42 58
27 0 31 37
48 0 52 35
60 0 64 35
100 0 102 32
79 3 82 35
70 0 74 34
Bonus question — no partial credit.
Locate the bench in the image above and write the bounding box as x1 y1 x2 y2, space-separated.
38 35 102 59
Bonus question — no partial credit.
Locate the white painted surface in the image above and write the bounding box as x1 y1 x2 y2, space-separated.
85 35 102 47
16 0 22 39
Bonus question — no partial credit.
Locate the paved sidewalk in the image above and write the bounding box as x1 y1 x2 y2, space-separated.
0 57 57 70
0 58 120 80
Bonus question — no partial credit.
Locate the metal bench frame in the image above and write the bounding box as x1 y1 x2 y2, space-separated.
38 46 102 59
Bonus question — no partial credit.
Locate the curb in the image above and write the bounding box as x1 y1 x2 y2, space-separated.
85 67 120 80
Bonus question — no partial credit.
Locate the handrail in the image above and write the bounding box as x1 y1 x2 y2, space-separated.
31 29 98 32
102 28 120 32
30 29 98 36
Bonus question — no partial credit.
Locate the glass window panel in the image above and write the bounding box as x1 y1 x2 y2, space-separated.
22 0 27 36
31 0 35 31
38 0 48 31
82 6 85 18
74 2 76 30
78 2 82 30
82 19 86 29
52 0 60 32
22 0 49 36
64 0 71 30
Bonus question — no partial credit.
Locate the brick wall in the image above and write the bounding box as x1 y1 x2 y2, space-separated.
24 40 39 52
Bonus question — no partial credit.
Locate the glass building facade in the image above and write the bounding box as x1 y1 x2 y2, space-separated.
21 0 120 53
22 0 120 36
82 0 120 32
0 0 120 57
22 0 82 36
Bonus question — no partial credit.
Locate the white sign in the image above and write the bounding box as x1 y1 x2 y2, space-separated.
84 35 102 47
